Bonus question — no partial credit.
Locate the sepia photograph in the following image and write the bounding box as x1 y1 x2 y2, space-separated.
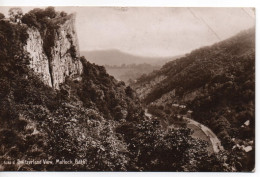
0 5 255 172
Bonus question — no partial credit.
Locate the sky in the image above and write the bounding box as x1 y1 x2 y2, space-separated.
0 7 255 57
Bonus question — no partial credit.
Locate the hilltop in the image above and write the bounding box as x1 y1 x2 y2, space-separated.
81 49 177 66
82 50 182 84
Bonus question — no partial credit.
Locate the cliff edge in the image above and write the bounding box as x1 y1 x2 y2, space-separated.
24 13 82 89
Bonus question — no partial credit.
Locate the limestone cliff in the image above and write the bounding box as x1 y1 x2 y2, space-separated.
25 28 52 87
24 14 82 89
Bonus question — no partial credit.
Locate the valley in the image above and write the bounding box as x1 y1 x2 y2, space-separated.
132 27 255 171
82 50 182 84
0 6 255 172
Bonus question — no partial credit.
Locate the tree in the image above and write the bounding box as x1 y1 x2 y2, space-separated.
44 6 56 19
125 86 134 98
120 119 214 171
21 12 40 28
60 11 68 17
0 13 5 20
8 7 23 23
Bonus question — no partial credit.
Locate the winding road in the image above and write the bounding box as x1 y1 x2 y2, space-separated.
144 110 224 153
183 117 224 153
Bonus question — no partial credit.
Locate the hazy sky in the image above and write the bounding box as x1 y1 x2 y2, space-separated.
0 7 255 57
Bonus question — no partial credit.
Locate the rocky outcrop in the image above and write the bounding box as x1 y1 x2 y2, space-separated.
25 28 52 87
24 14 82 89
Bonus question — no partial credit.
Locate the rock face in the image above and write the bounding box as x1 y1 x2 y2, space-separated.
24 14 82 89
25 28 52 87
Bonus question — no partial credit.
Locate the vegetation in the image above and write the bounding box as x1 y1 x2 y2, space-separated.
133 28 255 171
0 13 5 20
8 8 23 23
21 7 72 60
0 7 254 171
0 7 252 171
116 120 229 171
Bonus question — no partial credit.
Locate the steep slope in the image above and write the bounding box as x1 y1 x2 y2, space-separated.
0 7 231 172
133 28 255 171
0 9 144 171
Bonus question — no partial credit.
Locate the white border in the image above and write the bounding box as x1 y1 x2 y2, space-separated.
0 0 257 7
0 0 258 177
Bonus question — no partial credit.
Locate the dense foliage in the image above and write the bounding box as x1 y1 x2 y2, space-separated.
0 9 228 171
133 28 255 171
0 13 5 20
8 8 23 23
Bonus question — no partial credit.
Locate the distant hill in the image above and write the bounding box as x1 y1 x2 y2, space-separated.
81 49 180 66
132 28 255 171
105 63 161 84
81 49 182 84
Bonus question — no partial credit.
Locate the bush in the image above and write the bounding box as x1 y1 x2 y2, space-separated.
8 8 23 23
0 13 5 20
